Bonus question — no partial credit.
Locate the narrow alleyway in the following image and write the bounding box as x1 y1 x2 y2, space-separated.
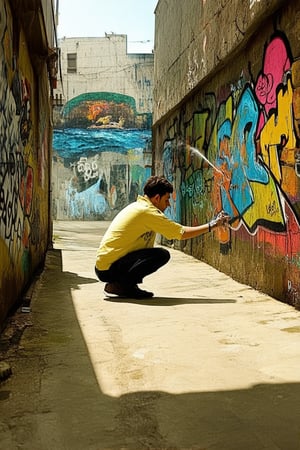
0 221 300 450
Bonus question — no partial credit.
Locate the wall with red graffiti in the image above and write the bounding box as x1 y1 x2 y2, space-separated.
0 0 52 324
153 4 300 307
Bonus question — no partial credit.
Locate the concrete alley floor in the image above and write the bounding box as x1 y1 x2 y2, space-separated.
0 220 300 450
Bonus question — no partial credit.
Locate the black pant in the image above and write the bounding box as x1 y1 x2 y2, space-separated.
95 247 170 287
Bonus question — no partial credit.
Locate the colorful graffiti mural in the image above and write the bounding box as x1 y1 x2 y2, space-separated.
0 0 51 323
52 127 152 219
52 91 152 219
0 1 33 276
160 31 300 304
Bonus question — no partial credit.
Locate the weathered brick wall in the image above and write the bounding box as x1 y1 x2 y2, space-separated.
0 0 53 325
153 0 300 307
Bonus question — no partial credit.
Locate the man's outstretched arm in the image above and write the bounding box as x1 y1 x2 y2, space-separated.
180 211 230 240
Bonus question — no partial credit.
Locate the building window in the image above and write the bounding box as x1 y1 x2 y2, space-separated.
67 53 77 73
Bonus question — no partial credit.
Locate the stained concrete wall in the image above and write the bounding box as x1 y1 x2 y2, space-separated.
0 0 55 326
153 0 300 307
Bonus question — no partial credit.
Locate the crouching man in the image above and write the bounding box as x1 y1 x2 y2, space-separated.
95 175 229 299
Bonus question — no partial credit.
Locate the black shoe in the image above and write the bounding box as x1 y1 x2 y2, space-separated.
126 285 154 299
104 283 154 299
104 282 128 297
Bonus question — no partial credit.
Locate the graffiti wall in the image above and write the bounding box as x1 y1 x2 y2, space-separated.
52 94 152 219
0 0 52 324
154 30 300 307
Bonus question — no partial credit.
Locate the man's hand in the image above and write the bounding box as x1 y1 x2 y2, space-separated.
209 211 231 229
181 211 231 239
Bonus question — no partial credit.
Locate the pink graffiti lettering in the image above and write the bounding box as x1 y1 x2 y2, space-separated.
255 36 291 135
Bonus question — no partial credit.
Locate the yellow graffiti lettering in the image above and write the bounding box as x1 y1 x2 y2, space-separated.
243 178 285 230
260 77 296 182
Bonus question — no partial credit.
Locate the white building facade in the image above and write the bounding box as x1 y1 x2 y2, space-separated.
55 34 154 116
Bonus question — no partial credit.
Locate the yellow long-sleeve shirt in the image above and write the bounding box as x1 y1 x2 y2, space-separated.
96 195 184 270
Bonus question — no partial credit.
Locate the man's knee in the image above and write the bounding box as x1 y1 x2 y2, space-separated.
156 248 170 264
95 266 111 282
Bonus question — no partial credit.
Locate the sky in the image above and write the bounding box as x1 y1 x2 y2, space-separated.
57 0 157 53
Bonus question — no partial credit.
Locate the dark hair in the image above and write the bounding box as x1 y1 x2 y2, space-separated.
143 176 173 198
